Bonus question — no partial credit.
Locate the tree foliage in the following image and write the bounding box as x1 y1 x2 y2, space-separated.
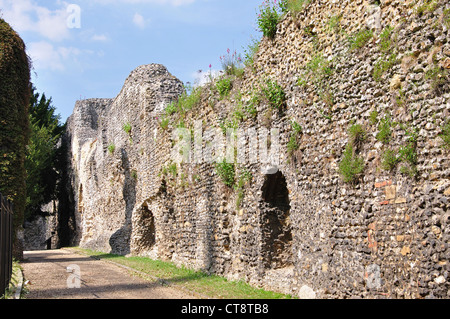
25 86 65 219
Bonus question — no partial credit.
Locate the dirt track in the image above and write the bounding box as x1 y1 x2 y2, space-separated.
21 249 196 299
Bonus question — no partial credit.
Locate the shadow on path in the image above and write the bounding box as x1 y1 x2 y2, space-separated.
20 249 195 299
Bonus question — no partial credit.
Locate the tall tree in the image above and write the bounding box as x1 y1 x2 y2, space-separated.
25 86 64 220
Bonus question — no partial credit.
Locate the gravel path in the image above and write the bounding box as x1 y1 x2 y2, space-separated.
21 249 196 299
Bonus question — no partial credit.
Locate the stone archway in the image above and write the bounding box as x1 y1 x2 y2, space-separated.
260 171 292 269
130 202 155 255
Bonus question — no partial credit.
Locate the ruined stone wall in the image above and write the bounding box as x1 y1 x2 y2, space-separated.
23 201 58 251
64 0 449 299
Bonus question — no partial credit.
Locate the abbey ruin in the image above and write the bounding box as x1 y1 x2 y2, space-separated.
25 0 449 298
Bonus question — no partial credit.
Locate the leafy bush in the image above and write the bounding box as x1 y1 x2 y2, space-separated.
425 65 449 96
348 28 373 51
160 117 169 130
369 110 379 125
338 144 364 183
291 120 303 135
373 25 398 82
257 0 282 39
26 120 59 218
167 163 177 178
215 159 235 187
219 117 239 136
327 14 342 33
287 120 302 156
287 137 299 156
348 124 366 150
390 126 418 178
398 128 418 166
244 92 260 118
440 121 450 149
108 144 116 154
279 0 311 14
373 53 398 82
261 79 286 109
123 122 132 135
216 77 233 99
376 116 392 144
306 53 333 79
400 165 418 178
444 8 450 28
235 169 252 209
379 25 395 54
415 0 438 16
298 53 333 88
381 149 399 171
165 101 178 116
178 86 203 112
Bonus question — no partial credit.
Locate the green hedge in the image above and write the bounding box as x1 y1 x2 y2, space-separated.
0 19 31 236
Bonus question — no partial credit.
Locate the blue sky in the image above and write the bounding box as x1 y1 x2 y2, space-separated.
0 0 262 121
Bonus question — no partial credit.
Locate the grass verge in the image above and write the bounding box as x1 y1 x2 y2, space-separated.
1 261 23 299
71 247 294 299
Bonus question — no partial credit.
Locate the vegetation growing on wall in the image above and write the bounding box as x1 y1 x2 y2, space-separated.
440 121 450 149
376 115 393 145
261 78 286 110
287 120 302 157
338 144 365 184
215 159 235 188
216 77 233 99
425 63 450 96
348 28 373 51
235 168 252 209
373 25 399 82
220 48 244 77
339 124 366 184
243 38 260 71
257 0 282 39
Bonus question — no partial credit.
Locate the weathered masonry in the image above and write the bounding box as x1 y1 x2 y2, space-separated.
58 0 449 298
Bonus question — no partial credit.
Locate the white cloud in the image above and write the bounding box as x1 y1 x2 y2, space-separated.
0 0 71 42
132 13 149 29
28 41 80 71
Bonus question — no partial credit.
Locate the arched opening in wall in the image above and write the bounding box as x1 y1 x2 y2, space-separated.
260 171 292 269
132 202 155 255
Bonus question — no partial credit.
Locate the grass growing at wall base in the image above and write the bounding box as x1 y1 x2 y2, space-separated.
1 260 23 299
72 248 294 299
